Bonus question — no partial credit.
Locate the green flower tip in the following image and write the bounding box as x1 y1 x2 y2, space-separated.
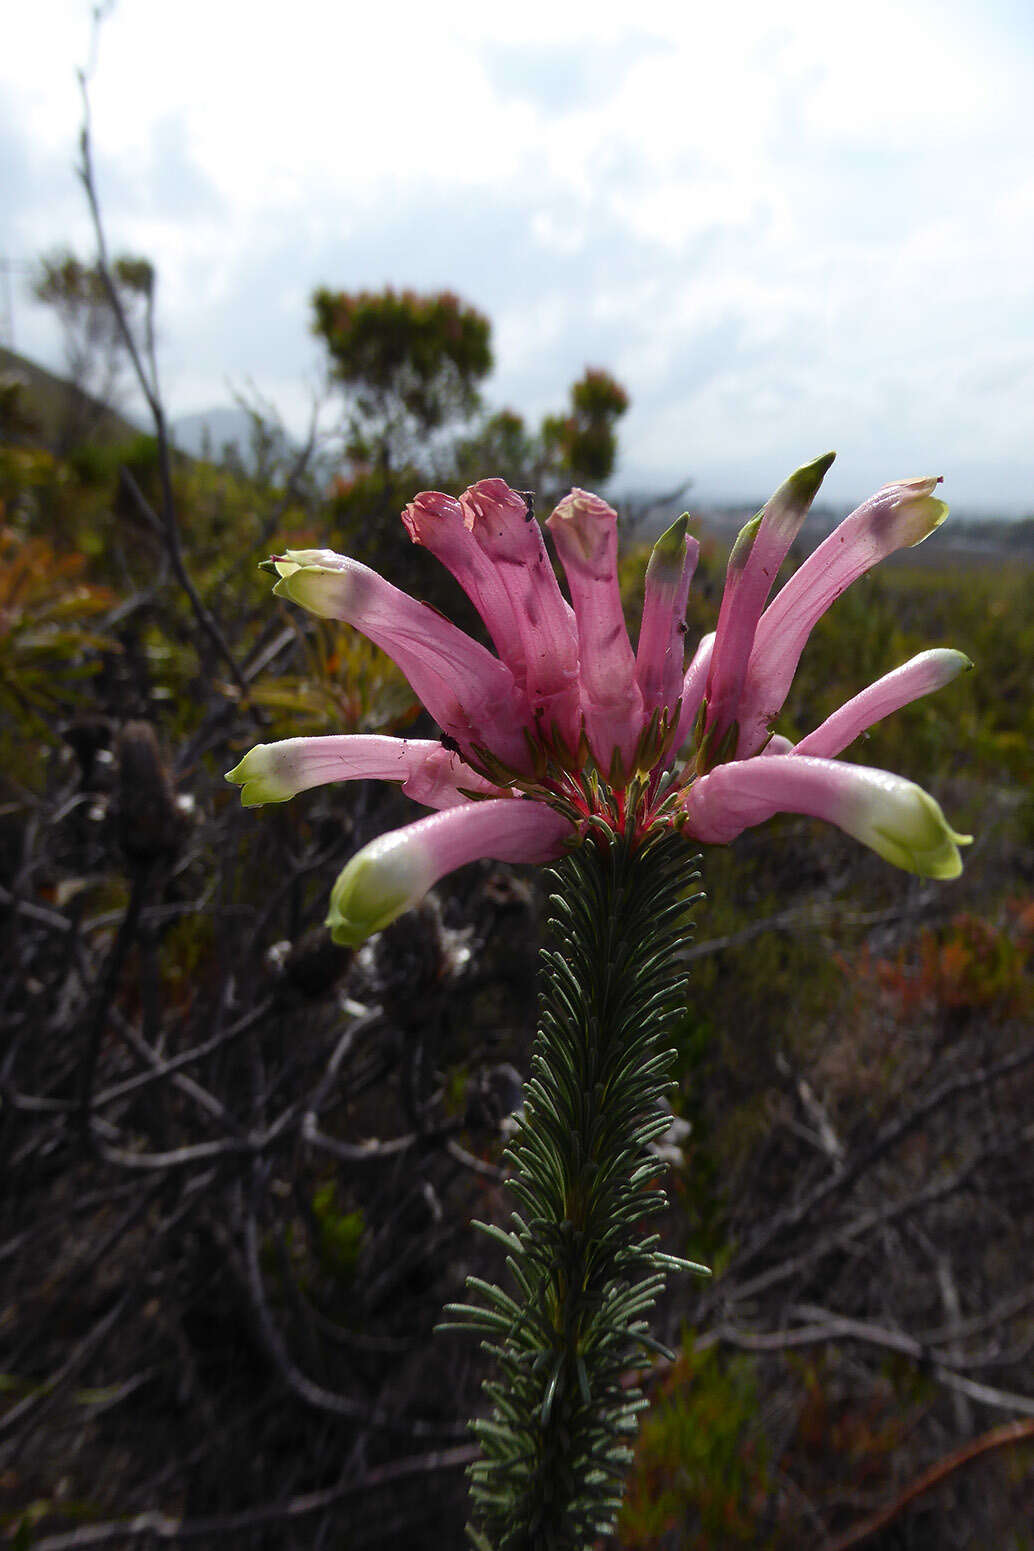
224 746 294 807
265 547 343 594
888 477 949 547
269 551 359 619
728 511 763 571
782 449 837 508
263 551 307 584
869 785 972 880
912 497 950 546
271 569 334 618
923 647 974 691
752 451 836 553
326 841 426 948
646 512 690 581
730 451 835 573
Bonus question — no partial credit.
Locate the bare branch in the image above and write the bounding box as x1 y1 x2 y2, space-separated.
233 1177 467 1439
710 1311 1034 1417
826 1420 1034 1550
27 1444 478 1549
75 69 248 697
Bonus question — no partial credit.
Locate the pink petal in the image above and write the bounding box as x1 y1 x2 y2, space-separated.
736 477 949 756
401 744 509 808
546 488 644 775
763 734 795 756
460 480 582 757
635 514 698 718
793 649 972 759
704 453 835 745
226 735 505 809
672 631 716 755
679 754 969 876
402 490 528 687
271 550 532 772
326 798 574 945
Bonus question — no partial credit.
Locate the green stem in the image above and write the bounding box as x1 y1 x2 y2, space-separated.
443 826 705 1550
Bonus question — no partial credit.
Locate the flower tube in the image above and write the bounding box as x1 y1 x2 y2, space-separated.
270 549 532 771
226 735 504 809
403 490 529 688
547 489 645 777
680 755 970 877
635 513 698 721
703 452 835 752
326 799 573 946
461 480 582 758
735 477 948 756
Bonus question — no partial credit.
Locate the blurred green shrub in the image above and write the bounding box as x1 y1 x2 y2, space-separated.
312 1182 365 1282
0 524 114 734
618 1340 770 1549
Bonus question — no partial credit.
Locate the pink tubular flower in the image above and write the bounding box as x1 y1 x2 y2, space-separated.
702 453 835 761
461 480 582 759
325 800 572 947
268 548 533 773
635 513 699 721
402 490 529 688
547 489 645 778
735 476 950 757
226 736 505 810
228 457 972 944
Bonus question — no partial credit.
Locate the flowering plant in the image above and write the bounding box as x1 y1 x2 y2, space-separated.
229 456 968 939
228 454 969 1546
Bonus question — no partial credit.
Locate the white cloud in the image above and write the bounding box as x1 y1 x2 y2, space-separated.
1 0 1032 511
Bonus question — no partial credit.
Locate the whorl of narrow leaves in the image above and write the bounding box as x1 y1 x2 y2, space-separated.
441 825 706 1550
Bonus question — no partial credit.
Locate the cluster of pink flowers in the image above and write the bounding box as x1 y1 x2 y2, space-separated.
228 456 970 945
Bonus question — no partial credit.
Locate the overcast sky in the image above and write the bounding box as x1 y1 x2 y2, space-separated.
3 0 1033 512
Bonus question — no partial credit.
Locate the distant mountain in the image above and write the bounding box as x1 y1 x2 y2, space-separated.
0 344 141 447
0 345 279 475
170 406 255 462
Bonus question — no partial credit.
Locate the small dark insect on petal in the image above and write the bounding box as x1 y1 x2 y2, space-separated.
439 734 462 755
517 491 535 521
